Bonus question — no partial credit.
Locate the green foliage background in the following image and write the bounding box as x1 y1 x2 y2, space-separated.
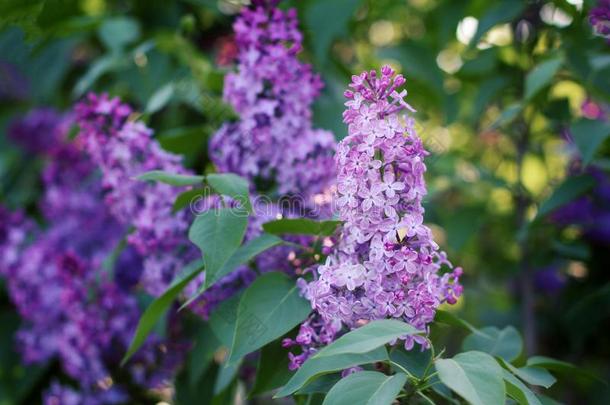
1 0 609 403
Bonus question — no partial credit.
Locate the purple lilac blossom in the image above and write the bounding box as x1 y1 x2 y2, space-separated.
7 108 70 155
552 164 610 245
534 265 567 294
286 66 463 369
74 93 196 296
209 2 336 205
207 2 338 300
0 112 180 404
74 93 247 317
590 0 610 39
0 61 29 101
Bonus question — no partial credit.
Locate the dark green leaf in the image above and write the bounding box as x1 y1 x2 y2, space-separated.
98 17 140 51
322 371 407 405
435 351 506 405
537 175 596 218
250 339 294 397
570 119 610 165
526 356 603 383
214 358 241 395
122 259 204 365
435 309 480 335
173 188 207 213
470 0 527 46
263 218 342 236
229 272 311 362
389 346 432 379
182 233 283 309
137 170 204 186
275 347 388 397
209 293 242 347
188 322 222 387
314 320 419 359
525 58 562 100
491 103 523 129
462 326 523 362
189 208 248 282
503 370 543 405
297 374 342 395
304 0 363 64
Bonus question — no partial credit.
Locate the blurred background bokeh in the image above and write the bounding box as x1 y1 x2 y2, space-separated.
1 0 609 403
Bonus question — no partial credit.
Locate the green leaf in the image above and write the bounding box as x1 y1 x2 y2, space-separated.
137 170 205 186
525 57 562 100
570 119 610 165
98 16 140 51
497 357 556 388
275 347 388 397
526 356 603 383
304 0 363 64
73 53 124 97
462 326 523 362
389 346 432 379
209 293 242 346
206 173 253 214
314 319 419 359
435 309 480 335
537 175 596 218
262 218 342 236
297 374 342 395
173 188 207 213
188 208 248 283
250 339 294 397
145 82 175 114
188 322 222 387
470 0 527 46
435 351 506 405
181 233 283 309
228 272 312 362
122 259 204 365
214 358 241 395
491 103 523 129
322 371 407 405
503 370 543 405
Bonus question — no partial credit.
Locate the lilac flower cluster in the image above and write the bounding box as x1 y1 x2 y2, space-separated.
75 94 195 295
287 66 463 369
590 0 610 39
209 1 336 203
74 93 247 317
206 2 339 299
552 164 610 245
1 110 180 404
7 108 70 155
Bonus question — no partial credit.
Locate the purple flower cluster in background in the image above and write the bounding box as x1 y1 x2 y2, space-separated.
1 109 181 404
286 66 463 369
209 1 336 203
552 164 610 245
590 0 610 39
74 93 252 318
206 1 339 296
75 93 195 296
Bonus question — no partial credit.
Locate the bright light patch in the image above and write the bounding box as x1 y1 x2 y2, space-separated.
486 24 513 46
540 4 573 28
369 20 396 46
566 0 583 11
436 49 463 74
457 16 478 45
